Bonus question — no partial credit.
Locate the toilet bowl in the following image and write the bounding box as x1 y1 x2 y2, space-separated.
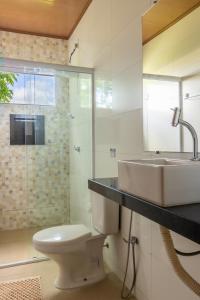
33 224 106 289
33 192 119 289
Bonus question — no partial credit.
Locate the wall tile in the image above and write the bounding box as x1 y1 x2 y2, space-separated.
151 256 199 300
0 33 70 229
110 0 149 40
111 18 142 76
0 31 68 65
69 1 200 300
112 63 143 113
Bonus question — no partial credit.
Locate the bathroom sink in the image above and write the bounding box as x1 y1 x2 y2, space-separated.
118 158 200 207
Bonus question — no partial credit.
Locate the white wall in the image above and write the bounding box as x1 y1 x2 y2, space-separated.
182 74 200 152
143 6 200 77
68 1 200 300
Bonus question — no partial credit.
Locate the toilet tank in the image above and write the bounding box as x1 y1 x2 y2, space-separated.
91 191 119 235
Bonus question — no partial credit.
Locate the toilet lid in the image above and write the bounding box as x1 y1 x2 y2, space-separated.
33 224 91 246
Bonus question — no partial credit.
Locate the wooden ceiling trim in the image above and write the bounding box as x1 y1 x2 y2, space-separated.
0 26 68 40
68 0 92 38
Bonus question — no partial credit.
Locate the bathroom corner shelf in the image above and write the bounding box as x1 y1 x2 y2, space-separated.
88 178 200 245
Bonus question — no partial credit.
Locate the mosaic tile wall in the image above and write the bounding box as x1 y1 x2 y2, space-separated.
0 31 70 230
0 31 68 64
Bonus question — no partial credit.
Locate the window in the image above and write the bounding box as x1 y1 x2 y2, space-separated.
96 79 112 109
0 70 55 105
79 74 92 108
143 76 180 152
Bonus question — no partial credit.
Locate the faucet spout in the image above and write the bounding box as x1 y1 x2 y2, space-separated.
179 119 199 161
171 107 200 161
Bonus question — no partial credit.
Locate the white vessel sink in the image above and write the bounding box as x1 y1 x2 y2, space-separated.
118 158 200 207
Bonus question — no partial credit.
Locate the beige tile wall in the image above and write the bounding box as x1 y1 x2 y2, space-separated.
0 31 68 65
0 31 70 230
68 1 200 300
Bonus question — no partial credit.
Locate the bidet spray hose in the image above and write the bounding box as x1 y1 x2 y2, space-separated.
160 226 200 297
121 211 137 299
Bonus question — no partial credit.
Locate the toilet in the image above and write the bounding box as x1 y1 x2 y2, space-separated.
33 193 119 289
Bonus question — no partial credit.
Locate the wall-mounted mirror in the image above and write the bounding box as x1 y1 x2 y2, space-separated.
143 0 200 152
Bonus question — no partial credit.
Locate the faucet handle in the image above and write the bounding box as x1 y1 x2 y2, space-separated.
171 107 181 127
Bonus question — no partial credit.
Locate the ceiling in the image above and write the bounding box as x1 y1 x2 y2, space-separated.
0 0 92 40
143 0 200 44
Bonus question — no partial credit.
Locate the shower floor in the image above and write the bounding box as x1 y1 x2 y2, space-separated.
0 228 44 265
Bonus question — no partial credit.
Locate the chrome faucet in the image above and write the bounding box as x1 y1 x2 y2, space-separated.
171 107 200 161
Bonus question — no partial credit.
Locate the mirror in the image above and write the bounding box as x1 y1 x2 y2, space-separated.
143 0 200 152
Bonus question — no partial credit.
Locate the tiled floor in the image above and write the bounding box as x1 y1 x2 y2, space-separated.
0 228 43 264
0 260 127 300
0 228 135 300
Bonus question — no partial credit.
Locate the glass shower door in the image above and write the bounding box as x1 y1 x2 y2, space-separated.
0 62 93 266
69 72 93 228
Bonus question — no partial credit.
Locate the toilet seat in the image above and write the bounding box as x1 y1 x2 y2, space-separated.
33 224 91 252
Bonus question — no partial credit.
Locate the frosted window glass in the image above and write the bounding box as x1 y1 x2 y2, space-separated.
96 79 112 109
24 74 34 104
79 74 92 108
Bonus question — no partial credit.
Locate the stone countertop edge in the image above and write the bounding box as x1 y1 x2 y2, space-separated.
88 177 200 245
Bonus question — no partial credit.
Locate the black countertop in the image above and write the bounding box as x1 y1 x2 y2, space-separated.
88 177 200 245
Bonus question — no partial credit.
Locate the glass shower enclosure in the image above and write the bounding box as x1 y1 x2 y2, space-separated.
0 58 94 267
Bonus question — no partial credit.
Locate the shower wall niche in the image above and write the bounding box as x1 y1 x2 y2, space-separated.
10 114 45 145
0 69 70 230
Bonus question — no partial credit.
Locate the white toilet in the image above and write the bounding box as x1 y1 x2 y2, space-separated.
33 193 119 289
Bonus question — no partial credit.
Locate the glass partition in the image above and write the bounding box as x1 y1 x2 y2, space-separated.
0 60 93 265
